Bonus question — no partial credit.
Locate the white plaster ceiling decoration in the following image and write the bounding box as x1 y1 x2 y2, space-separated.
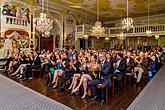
49 0 165 20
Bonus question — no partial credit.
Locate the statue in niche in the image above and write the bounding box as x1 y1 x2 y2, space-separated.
55 35 60 48
4 35 13 58
21 36 29 48
19 35 29 48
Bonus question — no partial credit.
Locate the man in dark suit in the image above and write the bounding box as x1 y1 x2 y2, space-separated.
137 44 142 50
88 52 111 105
23 52 41 80
113 52 126 82
113 52 126 92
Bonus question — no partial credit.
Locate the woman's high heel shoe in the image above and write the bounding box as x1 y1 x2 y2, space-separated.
48 82 55 87
81 93 87 99
73 88 79 93
52 84 58 89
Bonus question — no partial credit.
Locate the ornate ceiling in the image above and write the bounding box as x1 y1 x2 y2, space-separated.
49 0 165 20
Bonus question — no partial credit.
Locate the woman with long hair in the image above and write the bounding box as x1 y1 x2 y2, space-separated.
73 55 99 98
52 54 63 89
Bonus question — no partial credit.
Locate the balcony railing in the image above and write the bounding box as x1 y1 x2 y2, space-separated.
1 15 30 29
76 24 165 38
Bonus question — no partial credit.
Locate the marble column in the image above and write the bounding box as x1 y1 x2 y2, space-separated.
85 39 88 48
91 37 95 48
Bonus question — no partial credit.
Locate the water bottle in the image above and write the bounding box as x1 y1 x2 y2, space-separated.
148 70 152 80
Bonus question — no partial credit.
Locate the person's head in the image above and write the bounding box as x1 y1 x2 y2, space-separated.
3 5 9 8
150 52 154 57
69 49 72 53
144 52 148 58
139 51 144 58
106 53 111 60
82 57 88 63
91 54 97 62
117 52 123 60
51 52 55 56
47 50 50 54
34 51 38 57
99 52 106 62
30 49 34 54
127 52 131 58
56 54 61 60
62 53 67 60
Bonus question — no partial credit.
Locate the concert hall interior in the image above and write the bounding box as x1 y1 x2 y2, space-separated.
0 0 165 110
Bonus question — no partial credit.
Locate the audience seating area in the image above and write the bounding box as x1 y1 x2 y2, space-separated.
1 47 164 106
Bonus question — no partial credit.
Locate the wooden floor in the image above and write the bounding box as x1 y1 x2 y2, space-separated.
2 73 149 110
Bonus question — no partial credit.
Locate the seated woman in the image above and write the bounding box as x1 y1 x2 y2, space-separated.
67 55 81 91
51 54 63 89
68 56 89 94
58 54 70 90
70 57 89 95
73 54 99 98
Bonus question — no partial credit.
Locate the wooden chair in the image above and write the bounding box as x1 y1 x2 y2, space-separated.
111 74 123 96
96 83 109 102
32 68 42 79
124 71 134 87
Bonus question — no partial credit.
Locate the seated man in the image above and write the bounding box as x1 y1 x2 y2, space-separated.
23 52 41 80
88 52 111 105
134 52 148 83
113 52 126 89
125 52 135 73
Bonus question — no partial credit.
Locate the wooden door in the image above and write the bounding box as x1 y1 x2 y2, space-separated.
40 35 53 51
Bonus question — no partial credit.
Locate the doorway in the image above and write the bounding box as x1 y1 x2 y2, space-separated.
40 35 53 51
80 39 85 49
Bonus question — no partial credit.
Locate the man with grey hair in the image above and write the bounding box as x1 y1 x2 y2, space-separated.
88 52 111 105
134 51 148 83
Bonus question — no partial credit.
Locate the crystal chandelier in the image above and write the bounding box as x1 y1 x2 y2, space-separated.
84 34 88 39
146 0 152 36
91 0 105 39
146 29 152 36
91 21 105 39
33 0 53 37
155 35 159 39
105 37 109 40
122 0 133 31
117 32 126 41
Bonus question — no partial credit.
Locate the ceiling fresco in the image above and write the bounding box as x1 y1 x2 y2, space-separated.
49 0 165 20
5 0 165 21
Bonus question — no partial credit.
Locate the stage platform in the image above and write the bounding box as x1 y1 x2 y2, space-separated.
128 64 165 110
0 74 72 110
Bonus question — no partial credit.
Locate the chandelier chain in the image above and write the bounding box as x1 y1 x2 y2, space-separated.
97 0 99 21
127 0 128 17
148 0 150 28
42 0 44 13
47 0 48 14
